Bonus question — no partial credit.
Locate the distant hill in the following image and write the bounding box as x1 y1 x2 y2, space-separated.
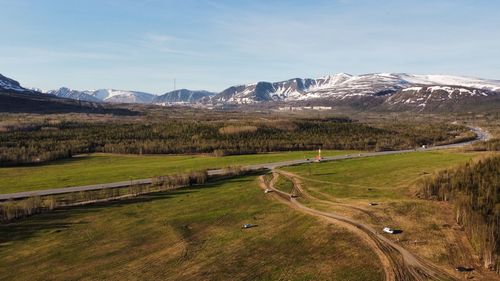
0 74 137 115
46 87 101 102
153 89 215 104
0 73 37 94
47 88 155 104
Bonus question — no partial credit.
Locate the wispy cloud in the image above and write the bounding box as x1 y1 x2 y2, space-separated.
144 32 177 43
138 32 216 58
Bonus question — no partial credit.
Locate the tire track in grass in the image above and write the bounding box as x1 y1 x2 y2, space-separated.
259 172 455 281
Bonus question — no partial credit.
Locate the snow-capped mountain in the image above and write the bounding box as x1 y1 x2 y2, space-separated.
0 73 138 115
395 74 500 92
212 73 398 104
3 71 499 111
46 88 155 104
211 73 500 109
90 89 155 104
47 87 101 102
153 89 215 104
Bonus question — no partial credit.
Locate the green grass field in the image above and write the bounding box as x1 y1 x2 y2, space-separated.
284 151 478 200
282 150 500 278
0 150 356 194
0 176 383 281
274 174 295 194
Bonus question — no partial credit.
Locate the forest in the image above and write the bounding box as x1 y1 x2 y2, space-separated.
0 117 473 166
417 156 499 272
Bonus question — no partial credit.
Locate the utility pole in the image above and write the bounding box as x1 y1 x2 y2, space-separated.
174 78 176 91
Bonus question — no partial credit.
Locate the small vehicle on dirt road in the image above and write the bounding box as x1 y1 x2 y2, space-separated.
383 227 395 234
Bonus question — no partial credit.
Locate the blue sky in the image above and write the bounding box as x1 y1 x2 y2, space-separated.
1 0 499 94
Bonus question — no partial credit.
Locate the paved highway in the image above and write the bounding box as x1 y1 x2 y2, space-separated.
0 127 489 201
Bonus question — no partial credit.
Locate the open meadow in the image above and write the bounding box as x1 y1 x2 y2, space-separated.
0 176 383 281
283 150 479 200
281 150 499 280
0 150 356 194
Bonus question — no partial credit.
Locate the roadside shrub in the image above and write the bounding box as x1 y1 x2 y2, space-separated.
0 166 257 223
469 139 500 151
0 196 44 222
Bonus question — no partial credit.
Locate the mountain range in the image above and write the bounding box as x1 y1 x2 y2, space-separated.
45 88 156 104
44 87 215 104
212 73 500 107
2 72 499 112
0 74 136 115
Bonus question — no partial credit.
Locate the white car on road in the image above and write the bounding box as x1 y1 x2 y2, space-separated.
383 227 395 234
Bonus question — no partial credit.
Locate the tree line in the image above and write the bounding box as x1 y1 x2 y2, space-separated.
0 171 209 222
0 119 471 166
417 156 499 273
1 166 259 223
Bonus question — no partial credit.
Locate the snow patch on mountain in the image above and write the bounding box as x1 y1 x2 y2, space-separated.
0 74 27 92
94 89 155 104
46 88 155 104
212 73 500 104
396 74 500 91
387 85 494 110
47 87 101 102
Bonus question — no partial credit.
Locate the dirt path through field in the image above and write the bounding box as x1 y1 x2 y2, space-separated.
259 172 456 281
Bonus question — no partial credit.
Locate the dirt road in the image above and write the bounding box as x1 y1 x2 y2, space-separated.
260 172 456 281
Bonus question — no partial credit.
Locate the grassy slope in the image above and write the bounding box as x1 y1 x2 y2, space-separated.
282 150 500 278
284 151 478 200
0 177 383 281
0 150 355 194
274 175 295 194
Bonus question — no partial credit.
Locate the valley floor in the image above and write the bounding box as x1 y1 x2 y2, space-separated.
0 176 383 281
0 149 498 280
0 150 356 194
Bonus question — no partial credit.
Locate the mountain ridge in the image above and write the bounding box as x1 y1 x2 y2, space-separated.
0 75 137 115
47 88 155 104
211 72 500 104
208 72 500 111
2 72 499 111
153 89 216 104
